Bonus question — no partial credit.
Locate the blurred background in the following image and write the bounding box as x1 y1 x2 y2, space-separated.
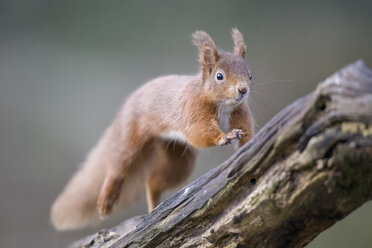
0 0 371 247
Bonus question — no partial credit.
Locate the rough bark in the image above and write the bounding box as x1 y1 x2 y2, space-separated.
72 60 372 248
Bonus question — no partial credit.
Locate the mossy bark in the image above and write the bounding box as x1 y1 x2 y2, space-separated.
72 61 372 248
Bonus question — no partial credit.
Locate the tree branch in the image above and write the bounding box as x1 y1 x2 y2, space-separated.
72 60 372 248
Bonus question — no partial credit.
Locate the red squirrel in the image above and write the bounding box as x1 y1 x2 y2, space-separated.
51 28 254 230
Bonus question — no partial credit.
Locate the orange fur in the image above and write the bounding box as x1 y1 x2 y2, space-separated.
51 28 254 230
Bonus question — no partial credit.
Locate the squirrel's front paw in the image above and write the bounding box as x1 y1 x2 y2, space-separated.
218 129 244 146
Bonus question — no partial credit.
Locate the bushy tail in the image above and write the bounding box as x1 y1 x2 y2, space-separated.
50 131 148 231
50 141 107 230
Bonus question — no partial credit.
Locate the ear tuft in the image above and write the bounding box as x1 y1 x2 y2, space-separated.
232 28 246 59
192 31 215 49
192 30 218 79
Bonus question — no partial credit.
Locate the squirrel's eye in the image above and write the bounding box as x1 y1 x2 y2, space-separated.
249 75 252 80
216 72 224 81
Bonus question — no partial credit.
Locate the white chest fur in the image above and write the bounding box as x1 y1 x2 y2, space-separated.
160 105 234 146
160 131 188 143
218 105 233 133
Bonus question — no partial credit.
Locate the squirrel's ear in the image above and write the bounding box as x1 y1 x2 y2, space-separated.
232 28 246 59
192 30 218 78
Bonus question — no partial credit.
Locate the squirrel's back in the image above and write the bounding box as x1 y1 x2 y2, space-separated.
119 74 200 133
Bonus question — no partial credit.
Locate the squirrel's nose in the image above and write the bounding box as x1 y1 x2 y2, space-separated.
238 87 247 95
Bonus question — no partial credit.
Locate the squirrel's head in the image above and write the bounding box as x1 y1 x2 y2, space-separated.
192 28 252 106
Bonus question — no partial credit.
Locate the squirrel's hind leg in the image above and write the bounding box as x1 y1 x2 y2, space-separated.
145 140 197 212
96 126 155 216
